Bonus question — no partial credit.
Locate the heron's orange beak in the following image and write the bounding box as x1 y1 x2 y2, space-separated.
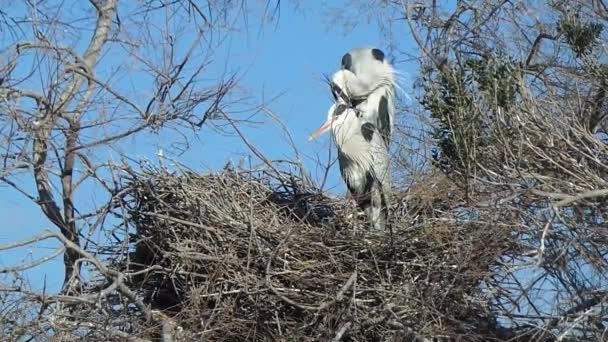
308 118 333 141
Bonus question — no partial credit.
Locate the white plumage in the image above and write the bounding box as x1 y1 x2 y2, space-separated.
310 47 396 230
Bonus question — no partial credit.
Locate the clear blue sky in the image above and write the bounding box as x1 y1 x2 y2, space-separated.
0 1 419 293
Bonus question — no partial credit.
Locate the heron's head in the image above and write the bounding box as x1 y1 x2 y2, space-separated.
308 102 356 141
334 47 396 99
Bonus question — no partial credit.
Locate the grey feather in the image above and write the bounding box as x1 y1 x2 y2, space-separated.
377 95 391 146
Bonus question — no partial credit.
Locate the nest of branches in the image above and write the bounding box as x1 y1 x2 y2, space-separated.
116 164 519 341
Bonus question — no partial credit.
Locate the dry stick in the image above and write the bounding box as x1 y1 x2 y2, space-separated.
275 310 283 337
0 286 96 305
336 271 358 301
537 210 556 266
66 67 145 117
331 321 352 342
0 247 65 273
0 231 56 250
553 189 608 207
260 107 305 174
530 188 608 207
246 156 256 271
403 2 450 76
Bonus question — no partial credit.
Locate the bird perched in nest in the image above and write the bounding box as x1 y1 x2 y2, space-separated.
309 47 396 230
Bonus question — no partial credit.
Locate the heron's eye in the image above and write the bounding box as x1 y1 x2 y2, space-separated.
334 104 347 116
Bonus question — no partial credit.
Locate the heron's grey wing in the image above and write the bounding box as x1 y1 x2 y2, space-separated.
337 150 356 195
376 94 392 147
369 132 391 192
369 132 391 223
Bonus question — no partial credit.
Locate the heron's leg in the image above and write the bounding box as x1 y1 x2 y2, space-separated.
368 188 385 231
363 205 375 230
352 204 360 234
346 190 359 233
355 192 381 231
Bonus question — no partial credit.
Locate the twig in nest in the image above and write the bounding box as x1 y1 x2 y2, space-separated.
331 321 352 342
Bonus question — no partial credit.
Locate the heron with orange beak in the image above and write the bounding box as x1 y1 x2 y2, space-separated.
310 47 394 230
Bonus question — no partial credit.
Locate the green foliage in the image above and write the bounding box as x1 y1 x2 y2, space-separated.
421 57 518 172
421 67 476 171
466 57 518 109
558 17 603 57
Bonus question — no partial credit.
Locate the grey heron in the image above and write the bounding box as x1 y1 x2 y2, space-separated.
309 47 395 230
330 47 396 147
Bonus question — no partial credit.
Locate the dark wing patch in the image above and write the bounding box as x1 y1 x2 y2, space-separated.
361 122 375 142
377 95 391 145
341 52 352 71
338 150 352 179
363 171 375 194
338 151 356 194
371 48 385 62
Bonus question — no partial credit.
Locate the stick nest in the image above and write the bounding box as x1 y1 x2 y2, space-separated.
120 165 518 341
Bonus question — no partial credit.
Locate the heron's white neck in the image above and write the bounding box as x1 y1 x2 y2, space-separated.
331 111 373 165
